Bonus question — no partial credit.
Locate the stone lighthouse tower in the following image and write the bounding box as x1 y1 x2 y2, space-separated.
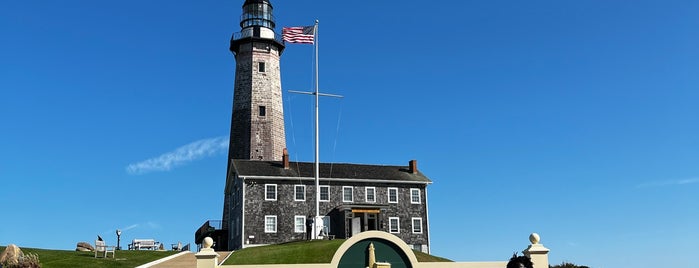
228 0 286 161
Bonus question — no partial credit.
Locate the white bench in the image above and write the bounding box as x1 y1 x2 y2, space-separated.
94 240 116 258
129 239 159 250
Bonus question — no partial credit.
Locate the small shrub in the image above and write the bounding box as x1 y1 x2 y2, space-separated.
550 262 589 268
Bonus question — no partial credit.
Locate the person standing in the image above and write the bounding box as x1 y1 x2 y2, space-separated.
305 216 314 240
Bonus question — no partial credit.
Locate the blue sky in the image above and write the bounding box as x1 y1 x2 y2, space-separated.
1 1 697 267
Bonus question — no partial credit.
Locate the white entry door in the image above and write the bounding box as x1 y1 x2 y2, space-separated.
351 217 361 236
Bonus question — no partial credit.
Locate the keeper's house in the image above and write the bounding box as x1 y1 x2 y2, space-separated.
221 154 432 253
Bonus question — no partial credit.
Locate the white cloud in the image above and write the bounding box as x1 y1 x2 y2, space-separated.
146 221 161 229
126 136 228 175
107 222 160 236
121 224 139 231
677 178 699 185
636 177 699 188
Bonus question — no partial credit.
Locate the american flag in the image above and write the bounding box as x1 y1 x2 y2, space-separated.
282 26 315 44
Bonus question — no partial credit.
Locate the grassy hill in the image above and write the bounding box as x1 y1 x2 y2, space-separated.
0 246 177 268
223 239 452 265
2 240 451 267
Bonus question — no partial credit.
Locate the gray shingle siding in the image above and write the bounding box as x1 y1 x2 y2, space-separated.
230 178 428 249
226 174 245 249
223 160 431 252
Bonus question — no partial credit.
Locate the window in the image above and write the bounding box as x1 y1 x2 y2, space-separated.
412 244 422 251
265 184 277 200
294 216 306 233
258 61 266 72
265 215 277 233
319 186 330 202
294 185 305 201
412 217 423 233
342 186 353 202
410 188 421 204
388 187 398 203
365 187 376 202
259 106 266 116
389 217 400 233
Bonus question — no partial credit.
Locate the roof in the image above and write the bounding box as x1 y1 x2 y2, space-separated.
243 0 271 6
231 160 432 184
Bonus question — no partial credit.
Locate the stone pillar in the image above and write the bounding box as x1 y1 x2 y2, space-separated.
523 233 550 268
196 237 220 268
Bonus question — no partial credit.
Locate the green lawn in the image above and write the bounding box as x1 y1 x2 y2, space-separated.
223 239 451 265
413 250 452 262
0 246 178 268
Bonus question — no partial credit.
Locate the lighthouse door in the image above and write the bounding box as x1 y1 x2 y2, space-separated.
367 213 378 231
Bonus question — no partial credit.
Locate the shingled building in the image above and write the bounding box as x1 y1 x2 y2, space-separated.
223 157 432 252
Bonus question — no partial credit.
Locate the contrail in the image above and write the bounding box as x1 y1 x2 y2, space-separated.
126 136 228 175
121 224 139 231
636 177 699 188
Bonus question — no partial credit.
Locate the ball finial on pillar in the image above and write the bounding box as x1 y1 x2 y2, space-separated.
529 233 540 244
203 237 214 249
524 233 549 268
196 236 219 268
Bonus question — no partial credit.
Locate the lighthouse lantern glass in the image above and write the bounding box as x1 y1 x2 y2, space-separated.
241 2 275 29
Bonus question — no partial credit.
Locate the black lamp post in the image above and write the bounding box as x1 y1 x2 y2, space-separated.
116 229 122 250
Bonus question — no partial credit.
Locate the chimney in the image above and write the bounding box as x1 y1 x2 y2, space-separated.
282 148 290 169
409 160 418 174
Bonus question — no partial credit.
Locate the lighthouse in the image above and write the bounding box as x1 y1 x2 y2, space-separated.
217 0 286 249
228 0 286 161
212 0 432 253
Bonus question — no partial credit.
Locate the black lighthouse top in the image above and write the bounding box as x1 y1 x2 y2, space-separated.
240 0 275 29
230 0 284 54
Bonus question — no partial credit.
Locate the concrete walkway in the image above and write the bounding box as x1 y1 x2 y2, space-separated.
148 251 231 268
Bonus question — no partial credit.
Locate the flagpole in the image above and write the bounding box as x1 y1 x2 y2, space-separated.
313 19 321 240
287 21 342 240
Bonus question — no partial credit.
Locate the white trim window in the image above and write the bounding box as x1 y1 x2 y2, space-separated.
343 186 353 202
294 185 305 201
265 184 277 201
365 187 376 203
388 187 398 203
294 216 306 233
264 215 277 233
412 217 423 234
319 185 330 202
410 188 421 204
389 217 400 233
412 244 423 251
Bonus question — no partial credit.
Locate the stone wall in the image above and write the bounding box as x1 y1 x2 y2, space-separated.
230 40 286 161
208 231 548 268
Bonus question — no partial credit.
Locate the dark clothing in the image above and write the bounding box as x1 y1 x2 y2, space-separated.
305 218 314 240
